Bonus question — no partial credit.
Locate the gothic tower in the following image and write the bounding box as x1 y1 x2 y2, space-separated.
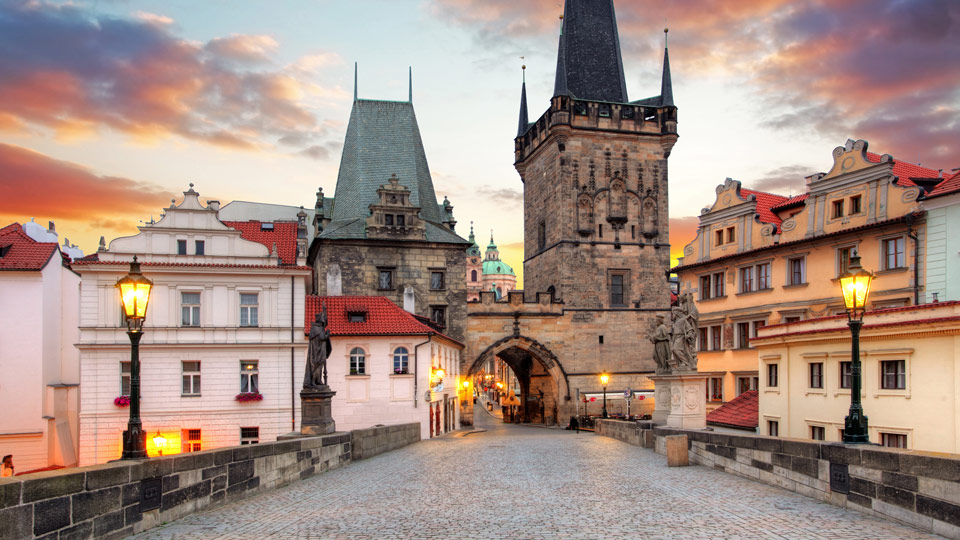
515 0 677 310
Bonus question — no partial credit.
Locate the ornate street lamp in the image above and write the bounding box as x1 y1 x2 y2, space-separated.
152 431 167 456
117 256 153 459
600 373 610 419
838 253 873 444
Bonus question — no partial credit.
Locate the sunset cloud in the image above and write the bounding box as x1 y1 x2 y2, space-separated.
669 215 700 268
0 2 344 156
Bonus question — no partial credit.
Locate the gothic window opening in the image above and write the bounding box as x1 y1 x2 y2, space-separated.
538 221 546 250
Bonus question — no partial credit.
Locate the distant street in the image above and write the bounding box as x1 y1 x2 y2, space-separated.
131 405 939 539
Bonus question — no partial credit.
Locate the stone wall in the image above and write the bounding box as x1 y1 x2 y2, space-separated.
350 423 420 460
594 420 960 539
0 424 422 540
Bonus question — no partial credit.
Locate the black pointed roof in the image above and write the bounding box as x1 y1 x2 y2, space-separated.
660 45 674 107
517 79 530 137
553 0 628 103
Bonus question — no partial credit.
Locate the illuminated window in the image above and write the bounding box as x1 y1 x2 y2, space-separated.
240 360 259 394
182 429 201 452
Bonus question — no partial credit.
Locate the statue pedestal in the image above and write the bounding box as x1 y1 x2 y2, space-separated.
650 372 707 430
301 387 336 436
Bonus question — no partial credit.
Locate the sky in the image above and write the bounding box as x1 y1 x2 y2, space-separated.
1 0 958 287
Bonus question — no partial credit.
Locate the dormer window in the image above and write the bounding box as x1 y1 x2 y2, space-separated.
0 245 10 257
261 222 274 231
347 312 366 323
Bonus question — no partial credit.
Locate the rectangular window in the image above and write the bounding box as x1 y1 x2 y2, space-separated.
700 275 712 300
739 267 754 293
195 240 205 255
784 316 801 323
610 274 625 306
698 327 708 352
882 237 905 270
396 215 405 227
788 257 805 285
385 214 394 226
120 361 131 396
431 306 446 328
736 322 750 349
181 292 201 326
736 376 756 395
713 272 725 298
810 425 825 441
538 221 546 250
850 195 862 214
349 347 366 375
182 429 201 453
598 224 603 238
182 361 201 396
881 433 907 449
756 263 771 290
239 293 259 327
832 200 844 219
710 325 722 351
715 229 723 246
177 239 187 255
378 269 394 290
768 420 779 437
726 227 735 244
881 360 906 389
767 363 778 387
838 246 854 276
240 360 259 394
430 271 445 290
840 361 852 389
809 362 823 389
707 377 723 401
240 427 259 445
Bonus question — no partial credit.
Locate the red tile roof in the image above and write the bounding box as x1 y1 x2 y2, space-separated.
222 220 299 265
770 193 809 212
866 152 942 187
706 390 758 430
925 170 960 198
305 295 461 344
71 260 310 271
0 223 60 271
740 189 789 230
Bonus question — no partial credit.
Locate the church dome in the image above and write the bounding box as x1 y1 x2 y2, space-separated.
482 259 515 277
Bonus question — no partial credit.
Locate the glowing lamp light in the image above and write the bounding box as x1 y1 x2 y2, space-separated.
152 431 167 456
116 256 153 330
838 254 874 321
600 373 609 386
496 381 504 389
462 380 470 389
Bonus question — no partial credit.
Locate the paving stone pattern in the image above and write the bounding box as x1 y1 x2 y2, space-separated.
131 407 941 540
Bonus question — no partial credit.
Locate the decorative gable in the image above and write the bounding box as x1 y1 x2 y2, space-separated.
365 174 427 240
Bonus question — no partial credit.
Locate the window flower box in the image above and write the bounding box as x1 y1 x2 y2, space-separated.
114 396 130 407
235 392 263 402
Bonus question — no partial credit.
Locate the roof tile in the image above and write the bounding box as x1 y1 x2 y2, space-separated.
706 390 758 430
0 223 60 271
222 220 298 264
305 295 460 344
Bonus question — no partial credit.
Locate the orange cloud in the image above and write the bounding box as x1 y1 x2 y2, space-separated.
669 215 699 268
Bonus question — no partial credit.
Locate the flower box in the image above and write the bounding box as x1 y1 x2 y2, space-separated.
235 392 263 402
114 396 130 407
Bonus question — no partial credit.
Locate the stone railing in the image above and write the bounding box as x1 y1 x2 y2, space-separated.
595 420 960 540
0 423 421 540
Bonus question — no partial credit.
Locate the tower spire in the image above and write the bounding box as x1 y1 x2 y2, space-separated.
552 0 628 102
660 28 674 107
518 62 529 137
353 61 358 101
408 66 412 103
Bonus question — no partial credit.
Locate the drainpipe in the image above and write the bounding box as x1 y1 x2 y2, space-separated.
290 276 296 432
906 215 920 305
413 333 433 409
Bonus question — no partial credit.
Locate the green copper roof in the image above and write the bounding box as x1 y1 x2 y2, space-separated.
466 224 481 257
482 259 515 276
318 98 467 245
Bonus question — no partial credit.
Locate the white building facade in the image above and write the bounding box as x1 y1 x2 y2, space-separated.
306 296 463 439
74 187 311 465
0 221 81 472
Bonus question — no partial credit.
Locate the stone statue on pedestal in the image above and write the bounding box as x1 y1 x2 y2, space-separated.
670 293 699 372
304 304 332 389
648 315 672 374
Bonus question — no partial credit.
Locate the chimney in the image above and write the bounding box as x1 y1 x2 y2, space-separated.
403 286 416 314
207 200 220 212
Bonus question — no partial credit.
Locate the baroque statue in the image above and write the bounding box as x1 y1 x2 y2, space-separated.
670 292 699 371
648 314 672 374
304 303 332 389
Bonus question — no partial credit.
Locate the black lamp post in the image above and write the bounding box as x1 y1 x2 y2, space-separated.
117 256 153 459
600 373 609 419
839 254 873 444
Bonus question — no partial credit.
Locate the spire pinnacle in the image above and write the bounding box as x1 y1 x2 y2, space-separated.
353 61 358 101
408 66 412 103
552 0 628 102
517 62 530 138
660 29 674 107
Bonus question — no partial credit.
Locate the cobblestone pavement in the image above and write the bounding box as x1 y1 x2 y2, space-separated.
131 406 941 539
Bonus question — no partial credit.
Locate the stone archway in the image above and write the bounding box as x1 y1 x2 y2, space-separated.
467 335 570 425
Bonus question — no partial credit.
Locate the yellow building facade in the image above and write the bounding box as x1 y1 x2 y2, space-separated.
673 139 941 410
752 301 960 452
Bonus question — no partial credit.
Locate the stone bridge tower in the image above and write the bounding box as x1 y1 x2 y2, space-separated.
464 0 678 426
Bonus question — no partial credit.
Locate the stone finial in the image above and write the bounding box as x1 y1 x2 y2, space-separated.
99 236 106 251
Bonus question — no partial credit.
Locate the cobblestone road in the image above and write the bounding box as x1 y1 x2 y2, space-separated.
131 405 941 539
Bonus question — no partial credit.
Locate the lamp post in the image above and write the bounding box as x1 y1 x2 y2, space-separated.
838 253 873 444
600 373 609 419
117 256 153 459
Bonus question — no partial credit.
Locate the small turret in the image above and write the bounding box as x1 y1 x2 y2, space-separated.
660 29 674 108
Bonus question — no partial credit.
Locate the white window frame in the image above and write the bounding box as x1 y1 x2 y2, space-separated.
181 291 201 327
240 360 259 394
880 235 906 270
786 256 806 286
392 346 410 375
765 417 780 437
836 243 858 278
239 292 259 327
802 353 827 394
120 361 131 397
871 349 913 399
348 347 367 376
733 318 767 349
182 361 201 396
707 376 723 402
240 427 259 445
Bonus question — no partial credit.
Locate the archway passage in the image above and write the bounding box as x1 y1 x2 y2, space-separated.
467 335 569 425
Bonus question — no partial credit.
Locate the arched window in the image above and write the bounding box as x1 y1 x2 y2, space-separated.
349 347 366 375
393 347 409 374
471 270 477 282
547 285 556 301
